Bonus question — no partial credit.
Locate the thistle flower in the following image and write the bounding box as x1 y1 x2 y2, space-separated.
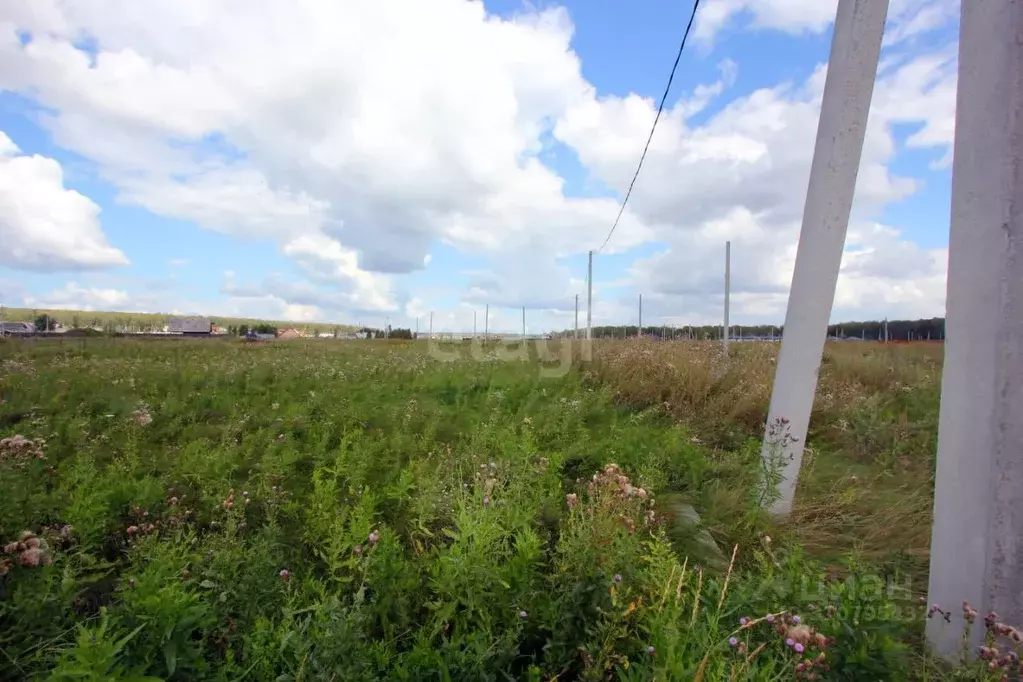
647 646 655 656
368 530 380 545
613 574 622 584
519 610 528 619
279 569 290 582
566 493 578 509
729 637 738 648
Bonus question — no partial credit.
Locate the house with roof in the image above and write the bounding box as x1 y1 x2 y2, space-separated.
167 316 212 335
276 328 303 340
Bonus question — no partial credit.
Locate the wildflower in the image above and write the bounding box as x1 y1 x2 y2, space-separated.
647 646 655 656
791 615 801 625
128 577 136 588
764 535 772 544
18 548 41 567
785 638 795 648
729 637 738 648
126 525 138 536
3 542 18 554
794 643 805 654
519 610 528 619
566 493 578 509
368 530 380 545
613 574 622 584
766 614 775 623
483 495 491 507
242 491 248 498
739 617 749 626
354 545 363 556
279 569 290 582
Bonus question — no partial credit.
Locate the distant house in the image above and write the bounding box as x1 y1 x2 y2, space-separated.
276 328 303 340
0 321 35 335
167 316 212 335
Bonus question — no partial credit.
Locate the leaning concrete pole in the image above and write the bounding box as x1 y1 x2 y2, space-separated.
760 0 888 517
926 0 1023 658
723 241 731 351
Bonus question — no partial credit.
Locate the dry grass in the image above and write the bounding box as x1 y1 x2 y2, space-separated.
589 339 942 584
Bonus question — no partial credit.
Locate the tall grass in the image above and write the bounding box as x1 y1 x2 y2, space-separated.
0 337 1009 680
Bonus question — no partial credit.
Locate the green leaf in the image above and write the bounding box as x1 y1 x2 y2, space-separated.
163 642 177 675
199 580 216 589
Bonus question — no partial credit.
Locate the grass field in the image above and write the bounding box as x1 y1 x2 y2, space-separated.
0 337 1010 680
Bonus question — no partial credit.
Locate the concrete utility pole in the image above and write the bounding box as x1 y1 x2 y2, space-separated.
485 304 489 339
759 0 888 517
429 312 433 338
474 310 477 338
883 317 889 343
723 241 731 352
638 294 643 338
586 250 593 340
522 306 526 339
416 317 419 338
927 0 1023 659
574 294 579 339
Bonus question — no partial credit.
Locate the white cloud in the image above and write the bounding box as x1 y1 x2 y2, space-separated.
0 130 129 271
0 0 960 325
22 281 132 311
693 0 958 46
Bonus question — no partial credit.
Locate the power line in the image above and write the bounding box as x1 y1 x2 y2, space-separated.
596 0 702 254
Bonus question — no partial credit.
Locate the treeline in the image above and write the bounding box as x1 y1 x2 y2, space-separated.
555 317 946 342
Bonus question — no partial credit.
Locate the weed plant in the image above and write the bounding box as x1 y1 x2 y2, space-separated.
0 338 1010 680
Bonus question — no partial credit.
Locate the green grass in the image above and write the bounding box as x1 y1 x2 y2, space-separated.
0 338 1010 680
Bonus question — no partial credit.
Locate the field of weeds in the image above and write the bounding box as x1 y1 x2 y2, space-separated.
0 337 1007 680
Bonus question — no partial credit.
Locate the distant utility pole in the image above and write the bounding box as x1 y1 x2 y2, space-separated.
586 250 593 341
574 294 579 339
883 318 889 343
522 306 526 339
723 240 731 352
429 312 433 338
474 310 477 337
638 294 643 338
415 317 419 338
759 0 888 517
385 316 389 339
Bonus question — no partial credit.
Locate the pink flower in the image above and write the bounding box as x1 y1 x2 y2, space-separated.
279 569 290 582
566 493 578 509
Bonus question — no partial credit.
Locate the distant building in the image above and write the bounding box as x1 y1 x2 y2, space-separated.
167 316 212 335
0 321 35 335
276 328 303 340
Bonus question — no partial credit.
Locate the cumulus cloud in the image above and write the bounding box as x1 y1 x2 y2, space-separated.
0 131 128 271
22 281 132 311
0 0 960 326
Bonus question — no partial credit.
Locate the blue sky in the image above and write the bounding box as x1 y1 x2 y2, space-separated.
0 0 959 333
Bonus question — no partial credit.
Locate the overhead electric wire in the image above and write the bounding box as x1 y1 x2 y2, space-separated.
596 0 702 254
